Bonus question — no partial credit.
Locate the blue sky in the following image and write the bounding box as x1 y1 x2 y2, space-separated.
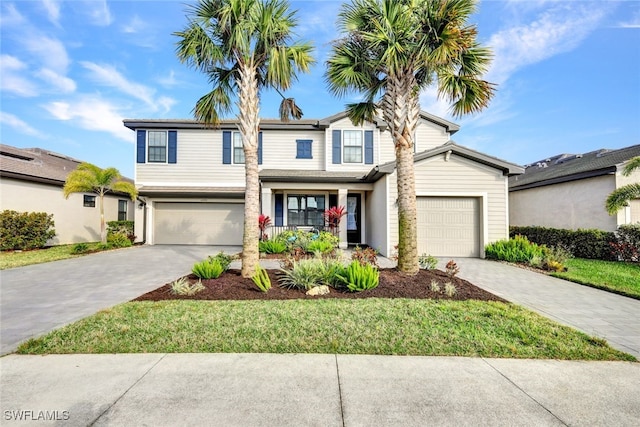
1 0 639 179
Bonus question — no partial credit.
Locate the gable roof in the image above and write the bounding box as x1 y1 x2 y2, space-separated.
0 144 133 186
509 144 640 191
364 141 524 181
123 110 460 134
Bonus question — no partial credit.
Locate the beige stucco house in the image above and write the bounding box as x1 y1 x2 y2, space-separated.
124 111 523 258
509 144 640 232
0 144 135 245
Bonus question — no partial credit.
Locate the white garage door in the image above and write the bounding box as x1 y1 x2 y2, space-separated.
417 197 480 257
154 202 244 245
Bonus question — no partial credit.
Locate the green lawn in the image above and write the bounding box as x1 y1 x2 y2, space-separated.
552 258 640 299
0 243 101 270
17 299 634 361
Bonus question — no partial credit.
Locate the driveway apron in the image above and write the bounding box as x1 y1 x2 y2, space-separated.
448 258 640 359
0 245 240 354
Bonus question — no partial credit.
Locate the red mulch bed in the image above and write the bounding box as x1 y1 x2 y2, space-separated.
133 268 506 302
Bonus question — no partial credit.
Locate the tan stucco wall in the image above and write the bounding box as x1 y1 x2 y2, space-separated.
0 178 134 245
509 175 618 231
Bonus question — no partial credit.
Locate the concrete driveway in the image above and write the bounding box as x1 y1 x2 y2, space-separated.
0 245 241 354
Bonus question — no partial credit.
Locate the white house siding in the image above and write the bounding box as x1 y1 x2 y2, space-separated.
386 154 508 257
261 129 325 170
377 119 452 166
0 178 133 245
365 177 389 255
136 129 245 187
509 175 618 232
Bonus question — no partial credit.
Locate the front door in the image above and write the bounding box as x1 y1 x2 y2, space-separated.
346 194 361 245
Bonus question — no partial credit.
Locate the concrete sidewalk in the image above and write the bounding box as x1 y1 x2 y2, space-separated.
1 353 638 426
447 258 640 359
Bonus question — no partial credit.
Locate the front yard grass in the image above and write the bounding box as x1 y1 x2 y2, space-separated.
551 258 640 299
17 299 634 361
0 243 102 270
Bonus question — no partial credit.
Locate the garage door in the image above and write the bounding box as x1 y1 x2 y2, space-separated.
417 197 480 257
154 202 244 245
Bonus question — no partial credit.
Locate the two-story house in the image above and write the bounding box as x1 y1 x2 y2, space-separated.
124 111 523 258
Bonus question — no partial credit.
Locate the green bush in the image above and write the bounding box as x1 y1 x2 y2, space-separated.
70 243 90 254
612 224 640 262
106 220 135 242
192 258 225 279
418 253 438 270
0 210 56 250
278 256 344 290
259 240 287 254
485 235 547 263
209 252 233 271
274 229 339 253
510 226 616 260
337 260 379 292
252 265 272 292
107 233 132 248
307 240 334 254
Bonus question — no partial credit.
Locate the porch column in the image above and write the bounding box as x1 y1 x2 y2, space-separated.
261 187 273 239
338 188 348 249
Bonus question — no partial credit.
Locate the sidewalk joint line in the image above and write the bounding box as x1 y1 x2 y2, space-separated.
482 358 569 426
335 354 346 427
87 353 168 426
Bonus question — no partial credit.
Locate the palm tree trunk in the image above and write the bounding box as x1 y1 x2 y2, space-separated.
238 61 261 278
99 192 106 244
384 73 420 274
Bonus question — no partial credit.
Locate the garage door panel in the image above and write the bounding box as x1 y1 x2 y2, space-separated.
417 197 480 257
154 202 244 245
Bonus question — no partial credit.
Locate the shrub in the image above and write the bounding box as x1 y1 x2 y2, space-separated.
316 231 339 248
258 214 272 241
510 226 616 260
252 265 271 292
543 245 572 270
279 258 327 290
307 240 334 254
444 282 457 297
106 221 135 243
430 280 441 293
107 233 132 248
0 210 56 250
337 260 379 292
485 235 547 263
70 242 90 254
209 252 233 271
170 277 205 296
259 240 287 254
445 260 460 278
351 245 378 267
192 258 225 279
612 224 640 262
418 253 438 270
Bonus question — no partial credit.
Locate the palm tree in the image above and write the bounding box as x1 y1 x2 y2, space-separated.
606 156 640 215
326 0 494 273
63 163 137 244
175 0 314 277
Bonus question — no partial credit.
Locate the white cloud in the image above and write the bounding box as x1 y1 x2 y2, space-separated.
157 70 179 88
0 112 46 138
41 0 61 25
0 55 38 97
0 3 25 27
121 15 146 34
35 68 77 93
82 0 113 27
81 61 176 113
617 9 640 28
22 34 70 74
486 4 609 84
43 96 132 141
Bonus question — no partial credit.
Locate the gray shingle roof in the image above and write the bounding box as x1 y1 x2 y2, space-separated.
509 144 640 190
0 144 133 186
259 169 368 183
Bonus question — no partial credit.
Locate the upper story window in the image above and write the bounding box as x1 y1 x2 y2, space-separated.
296 140 312 159
118 200 128 221
233 132 245 164
343 130 363 163
148 131 167 163
84 195 96 207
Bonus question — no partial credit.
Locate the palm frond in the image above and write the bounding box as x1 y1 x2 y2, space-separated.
111 181 138 201
622 156 640 177
606 183 640 215
279 97 303 121
345 102 378 126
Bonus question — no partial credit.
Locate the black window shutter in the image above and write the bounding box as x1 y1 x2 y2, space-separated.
168 130 177 164
332 130 341 164
258 132 263 165
364 130 374 164
136 130 146 163
274 194 283 226
222 131 231 164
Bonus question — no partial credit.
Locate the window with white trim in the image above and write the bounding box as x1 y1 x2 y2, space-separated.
343 130 362 163
233 132 244 164
148 131 167 163
287 195 325 227
83 195 96 207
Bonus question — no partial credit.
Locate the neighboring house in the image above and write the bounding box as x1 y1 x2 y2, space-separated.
0 144 135 245
509 144 640 232
124 111 523 257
